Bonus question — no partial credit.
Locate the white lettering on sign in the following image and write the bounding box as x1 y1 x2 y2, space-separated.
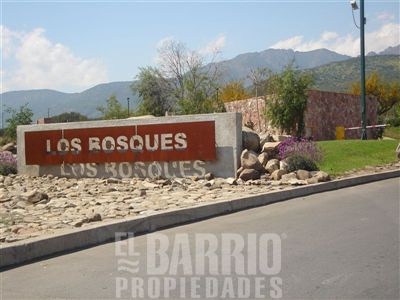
71 138 82 153
89 137 101 152
46 133 187 155
59 160 206 179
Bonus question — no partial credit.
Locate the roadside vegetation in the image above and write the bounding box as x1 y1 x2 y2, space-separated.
317 140 398 176
383 126 400 140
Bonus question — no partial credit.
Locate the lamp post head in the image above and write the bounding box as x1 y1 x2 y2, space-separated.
350 0 359 10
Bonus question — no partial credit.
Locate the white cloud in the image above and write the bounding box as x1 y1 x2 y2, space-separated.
1 25 22 58
1 26 108 92
270 35 303 50
321 31 339 41
270 22 400 56
377 12 395 21
199 35 226 55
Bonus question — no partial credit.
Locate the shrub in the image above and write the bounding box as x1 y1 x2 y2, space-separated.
0 164 17 176
0 151 17 176
277 137 323 162
287 155 319 172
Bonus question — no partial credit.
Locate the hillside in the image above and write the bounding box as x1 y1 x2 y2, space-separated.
1 81 138 121
308 55 400 92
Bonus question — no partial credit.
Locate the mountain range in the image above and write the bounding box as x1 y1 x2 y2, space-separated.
211 48 351 83
1 45 399 122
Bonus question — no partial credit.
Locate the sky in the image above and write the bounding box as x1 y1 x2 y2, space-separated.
1 0 399 93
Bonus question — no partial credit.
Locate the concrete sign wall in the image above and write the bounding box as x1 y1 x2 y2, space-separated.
18 113 242 179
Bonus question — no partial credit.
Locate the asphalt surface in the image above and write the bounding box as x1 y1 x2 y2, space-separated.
1 178 399 299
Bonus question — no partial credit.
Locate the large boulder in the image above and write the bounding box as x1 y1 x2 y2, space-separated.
258 152 269 167
240 149 264 173
315 171 330 182
265 159 280 174
242 127 260 152
279 160 288 171
261 142 280 159
272 134 292 142
236 167 244 178
306 177 319 184
281 172 297 184
1 143 16 154
239 169 260 181
296 170 311 180
259 133 274 149
271 169 287 180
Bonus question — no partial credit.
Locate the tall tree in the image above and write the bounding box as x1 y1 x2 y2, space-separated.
5 104 33 139
97 95 127 120
248 68 270 131
132 67 173 116
350 72 400 115
133 39 224 115
266 66 313 136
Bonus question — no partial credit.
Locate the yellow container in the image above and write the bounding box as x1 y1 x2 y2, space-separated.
336 126 345 140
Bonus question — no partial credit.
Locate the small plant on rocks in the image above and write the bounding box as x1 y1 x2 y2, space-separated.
277 137 323 162
287 155 319 172
0 151 17 176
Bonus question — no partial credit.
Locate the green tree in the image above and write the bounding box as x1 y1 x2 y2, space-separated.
5 104 34 139
51 112 89 123
178 79 225 114
265 66 313 136
350 72 400 116
132 67 173 116
97 95 127 120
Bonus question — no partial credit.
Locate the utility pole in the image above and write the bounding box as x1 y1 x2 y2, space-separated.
48 108 50 118
359 0 367 140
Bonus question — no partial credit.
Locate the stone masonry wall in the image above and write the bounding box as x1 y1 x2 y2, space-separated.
224 90 378 140
304 90 378 140
224 97 268 132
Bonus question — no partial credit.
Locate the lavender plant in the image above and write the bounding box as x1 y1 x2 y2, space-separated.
0 151 17 175
277 137 323 162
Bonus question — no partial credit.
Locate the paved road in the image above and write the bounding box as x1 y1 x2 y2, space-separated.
1 178 399 299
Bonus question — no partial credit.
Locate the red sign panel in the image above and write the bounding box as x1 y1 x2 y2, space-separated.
25 121 216 165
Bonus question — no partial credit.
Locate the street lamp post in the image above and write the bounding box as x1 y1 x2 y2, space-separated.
127 97 130 117
351 0 367 140
359 0 367 140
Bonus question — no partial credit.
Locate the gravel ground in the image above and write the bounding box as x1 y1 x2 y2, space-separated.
0 161 398 244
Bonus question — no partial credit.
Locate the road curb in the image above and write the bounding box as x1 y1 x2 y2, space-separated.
1 169 399 269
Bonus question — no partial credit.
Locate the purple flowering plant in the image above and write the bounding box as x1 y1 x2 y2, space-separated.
277 137 323 162
0 151 17 168
0 151 17 175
